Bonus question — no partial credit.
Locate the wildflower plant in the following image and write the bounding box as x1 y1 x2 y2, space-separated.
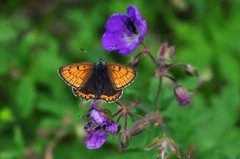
80 5 199 159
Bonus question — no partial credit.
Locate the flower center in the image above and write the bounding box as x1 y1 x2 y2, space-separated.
126 18 138 35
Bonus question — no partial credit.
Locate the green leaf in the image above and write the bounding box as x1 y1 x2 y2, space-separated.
218 52 239 86
13 125 25 150
15 76 36 118
0 137 24 159
0 19 17 43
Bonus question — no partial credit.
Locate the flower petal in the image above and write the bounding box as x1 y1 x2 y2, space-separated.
102 30 140 55
127 5 147 40
102 14 134 54
138 20 147 39
127 5 143 21
105 14 128 32
90 110 106 124
85 130 107 149
106 121 119 134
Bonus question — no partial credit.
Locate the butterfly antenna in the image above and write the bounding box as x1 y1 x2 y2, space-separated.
79 49 98 62
99 53 109 62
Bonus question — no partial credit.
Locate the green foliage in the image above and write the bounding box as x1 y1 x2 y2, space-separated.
0 1 239 159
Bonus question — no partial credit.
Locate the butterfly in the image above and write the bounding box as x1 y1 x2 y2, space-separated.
58 59 137 102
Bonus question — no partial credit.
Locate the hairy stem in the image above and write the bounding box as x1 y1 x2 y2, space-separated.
124 112 128 131
115 101 124 108
164 74 177 87
154 76 163 110
142 42 159 66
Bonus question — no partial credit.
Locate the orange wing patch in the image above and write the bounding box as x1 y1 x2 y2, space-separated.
58 62 94 88
100 91 122 102
72 88 96 100
107 62 136 89
73 88 122 102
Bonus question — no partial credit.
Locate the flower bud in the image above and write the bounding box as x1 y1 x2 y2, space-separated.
168 138 181 158
144 136 163 151
130 56 139 68
184 64 198 76
174 86 191 106
130 119 150 136
156 67 168 76
158 42 175 66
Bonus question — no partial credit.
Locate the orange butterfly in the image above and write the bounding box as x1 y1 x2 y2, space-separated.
58 59 137 102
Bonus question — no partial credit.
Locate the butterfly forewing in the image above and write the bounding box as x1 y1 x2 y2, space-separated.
58 62 94 88
107 62 136 89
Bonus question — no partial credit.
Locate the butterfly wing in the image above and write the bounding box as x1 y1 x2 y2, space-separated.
72 80 122 102
71 70 98 100
73 87 122 103
72 74 122 102
59 61 134 102
107 62 137 89
58 62 94 88
72 88 97 100
99 74 122 102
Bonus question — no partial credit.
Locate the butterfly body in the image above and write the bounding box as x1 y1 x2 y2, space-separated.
94 60 107 94
58 60 136 102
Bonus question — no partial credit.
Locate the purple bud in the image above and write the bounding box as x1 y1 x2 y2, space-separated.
158 42 175 66
174 86 191 106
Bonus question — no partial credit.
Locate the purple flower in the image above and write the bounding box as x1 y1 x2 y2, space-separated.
101 5 147 55
84 109 119 149
174 86 191 106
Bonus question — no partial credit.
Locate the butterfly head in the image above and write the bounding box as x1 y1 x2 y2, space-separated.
97 58 106 66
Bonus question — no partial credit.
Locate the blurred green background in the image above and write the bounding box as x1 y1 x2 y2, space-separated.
0 0 239 159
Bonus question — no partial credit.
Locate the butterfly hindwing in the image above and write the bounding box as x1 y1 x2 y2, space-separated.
73 71 122 102
72 71 97 100
72 88 96 100
107 62 136 89
58 62 94 88
99 74 122 102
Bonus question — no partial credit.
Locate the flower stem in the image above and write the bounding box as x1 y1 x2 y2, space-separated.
124 112 128 130
154 76 163 110
115 101 124 108
90 99 97 110
142 42 159 66
164 75 177 87
112 109 123 118
160 122 167 136
128 112 143 120
167 63 186 70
